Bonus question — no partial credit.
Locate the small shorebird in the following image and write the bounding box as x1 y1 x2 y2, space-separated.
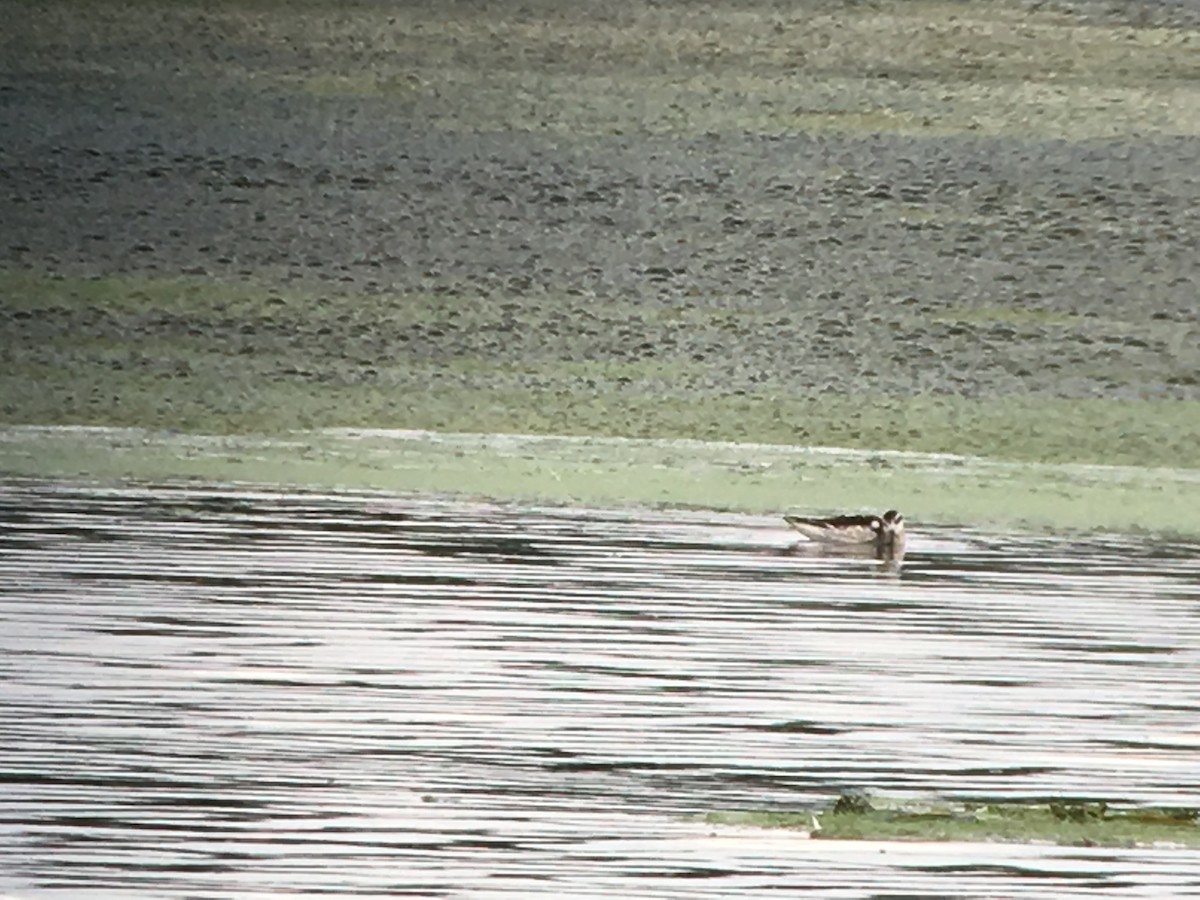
783 510 905 557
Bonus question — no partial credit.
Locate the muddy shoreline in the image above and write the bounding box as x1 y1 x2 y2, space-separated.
2 0 1199 472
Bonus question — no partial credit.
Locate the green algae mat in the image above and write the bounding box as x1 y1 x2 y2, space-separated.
706 796 1200 848
5 426 1200 538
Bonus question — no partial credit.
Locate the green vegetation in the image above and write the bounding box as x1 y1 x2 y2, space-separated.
705 795 1200 848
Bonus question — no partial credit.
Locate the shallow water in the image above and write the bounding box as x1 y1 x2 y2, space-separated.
2 480 1199 898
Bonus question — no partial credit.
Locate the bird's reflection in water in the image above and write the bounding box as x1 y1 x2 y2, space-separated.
772 539 905 575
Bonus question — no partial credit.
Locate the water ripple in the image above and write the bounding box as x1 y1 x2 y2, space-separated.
2 480 1199 898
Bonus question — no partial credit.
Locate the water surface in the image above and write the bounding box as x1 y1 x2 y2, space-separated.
2 480 1199 898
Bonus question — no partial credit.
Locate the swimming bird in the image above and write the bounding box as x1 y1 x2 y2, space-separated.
783 509 905 556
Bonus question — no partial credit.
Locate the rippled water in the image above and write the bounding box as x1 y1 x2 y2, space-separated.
2 479 1200 898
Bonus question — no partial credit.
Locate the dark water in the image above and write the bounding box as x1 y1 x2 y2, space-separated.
2 480 1200 898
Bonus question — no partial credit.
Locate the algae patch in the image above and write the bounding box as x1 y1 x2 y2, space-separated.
4 426 1200 537
705 795 1200 848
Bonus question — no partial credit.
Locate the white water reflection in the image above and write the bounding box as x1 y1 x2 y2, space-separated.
1 480 1199 898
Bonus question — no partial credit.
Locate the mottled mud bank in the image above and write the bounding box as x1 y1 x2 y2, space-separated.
2 0 1198 487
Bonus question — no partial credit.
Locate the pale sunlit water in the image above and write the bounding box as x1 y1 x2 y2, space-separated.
2 479 1199 898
